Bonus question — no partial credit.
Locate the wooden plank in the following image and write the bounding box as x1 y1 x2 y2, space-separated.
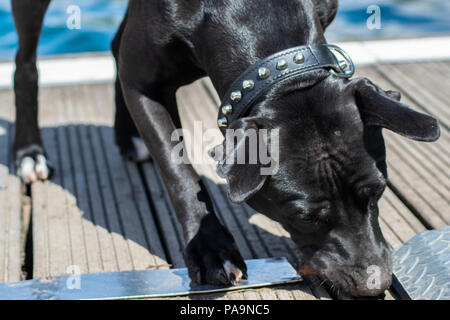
125 162 169 269
221 291 245 300
0 92 10 282
274 287 297 300
99 126 168 270
6 175 22 282
257 287 279 300
53 86 90 276
85 83 168 270
0 89 22 283
141 162 186 268
32 86 88 278
146 283 314 300
399 62 450 106
74 85 120 272
385 143 448 228
240 290 261 300
389 131 449 186
32 83 171 278
94 83 186 270
89 84 170 271
71 84 134 272
0 171 22 283
32 181 72 278
80 101 135 273
379 218 403 250
64 85 105 275
433 61 450 81
0 89 14 170
379 189 426 245
30 181 49 278
386 135 448 219
374 63 450 129
379 191 426 252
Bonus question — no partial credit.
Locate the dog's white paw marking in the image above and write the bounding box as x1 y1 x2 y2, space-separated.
18 157 37 184
223 260 243 285
131 137 151 161
18 155 50 184
35 155 50 180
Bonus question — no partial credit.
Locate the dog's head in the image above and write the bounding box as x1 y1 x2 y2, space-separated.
213 72 440 297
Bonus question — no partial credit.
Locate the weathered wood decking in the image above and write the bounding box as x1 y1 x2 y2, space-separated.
0 60 448 300
0 89 22 284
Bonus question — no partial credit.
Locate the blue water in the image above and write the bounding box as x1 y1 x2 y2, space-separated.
0 0 449 60
325 0 450 42
0 0 127 60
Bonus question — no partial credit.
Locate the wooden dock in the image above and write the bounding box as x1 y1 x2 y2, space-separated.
0 60 448 300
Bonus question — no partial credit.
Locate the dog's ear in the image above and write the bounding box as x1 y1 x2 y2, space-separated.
311 0 338 30
210 118 268 204
354 78 440 142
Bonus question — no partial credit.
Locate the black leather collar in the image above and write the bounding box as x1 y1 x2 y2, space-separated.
217 44 355 133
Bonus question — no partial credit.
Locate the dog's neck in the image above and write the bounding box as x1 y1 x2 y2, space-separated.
193 0 326 98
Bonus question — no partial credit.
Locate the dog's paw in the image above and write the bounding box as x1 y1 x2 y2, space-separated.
185 231 247 286
120 137 152 163
17 154 52 184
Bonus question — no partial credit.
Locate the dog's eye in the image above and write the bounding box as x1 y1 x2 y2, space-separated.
356 185 385 211
287 201 331 225
313 206 331 218
303 203 332 224
359 184 385 200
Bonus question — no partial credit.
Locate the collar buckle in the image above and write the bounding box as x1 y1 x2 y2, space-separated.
324 44 355 78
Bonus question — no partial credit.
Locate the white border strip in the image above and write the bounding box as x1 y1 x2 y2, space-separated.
0 36 449 89
0 55 115 89
337 36 450 65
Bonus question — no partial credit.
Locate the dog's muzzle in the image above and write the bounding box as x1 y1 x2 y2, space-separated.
217 44 355 132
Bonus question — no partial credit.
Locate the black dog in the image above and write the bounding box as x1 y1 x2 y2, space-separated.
12 0 440 297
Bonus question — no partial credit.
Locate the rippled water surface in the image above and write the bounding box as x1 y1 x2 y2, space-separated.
0 0 449 60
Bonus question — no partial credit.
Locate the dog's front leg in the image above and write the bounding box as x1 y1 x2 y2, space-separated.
120 84 247 286
11 0 52 183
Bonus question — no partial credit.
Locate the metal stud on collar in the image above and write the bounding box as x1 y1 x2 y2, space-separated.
293 52 305 64
243 80 255 91
230 90 242 102
221 104 233 115
258 67 271 79
276 59 288 70
217 117 228 128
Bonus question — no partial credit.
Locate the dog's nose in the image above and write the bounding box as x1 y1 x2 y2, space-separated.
297 263 318 276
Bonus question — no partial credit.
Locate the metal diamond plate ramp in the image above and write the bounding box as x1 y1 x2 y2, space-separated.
0 258 301 300
393 226 450 300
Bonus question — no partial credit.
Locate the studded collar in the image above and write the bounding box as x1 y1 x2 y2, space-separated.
217 44 355 133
